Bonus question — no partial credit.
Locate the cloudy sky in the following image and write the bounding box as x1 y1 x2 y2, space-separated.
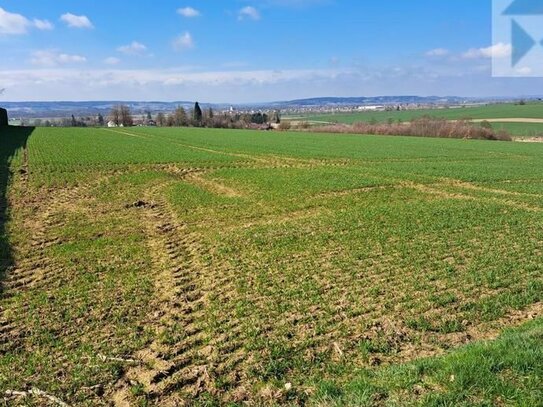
0 0 541 102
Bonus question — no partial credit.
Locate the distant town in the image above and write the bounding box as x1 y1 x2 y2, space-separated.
3 95 538 127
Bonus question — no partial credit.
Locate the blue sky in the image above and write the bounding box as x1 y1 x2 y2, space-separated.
0 0 541 102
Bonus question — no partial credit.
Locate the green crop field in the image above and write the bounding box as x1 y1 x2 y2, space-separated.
289 103 543 129
1 126 542 406
491 122 543 137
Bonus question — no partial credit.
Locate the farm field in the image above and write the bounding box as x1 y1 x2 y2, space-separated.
289 103 543 136
1 126 542 406
491 122 543 138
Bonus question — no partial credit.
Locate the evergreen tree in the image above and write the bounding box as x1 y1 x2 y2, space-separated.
97 113 104 126
71 115 77 127
193 102 203 124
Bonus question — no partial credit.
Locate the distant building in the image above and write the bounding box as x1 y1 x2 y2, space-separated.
357 105 385 111
0 108 8 126
107 121 117 128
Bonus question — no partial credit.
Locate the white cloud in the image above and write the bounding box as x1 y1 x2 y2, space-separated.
0 7 30 35
104 57 121 65
177 7 200 17
0 67 354 102
1 67 339 91
238 6 261 21
4 65 543 102
117 41 148 55
31 50 87 67
33 19 54 30
0 8 55 34
426 48 449 57
60 13 94 29
463 43 512 59
173 32 195 51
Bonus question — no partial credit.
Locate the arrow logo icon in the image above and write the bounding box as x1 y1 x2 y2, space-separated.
503 0 543 15
512 20 536 65
502 0 543 66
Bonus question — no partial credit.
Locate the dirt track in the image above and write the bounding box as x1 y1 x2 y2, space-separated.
516 137 543 143
471 118 543 123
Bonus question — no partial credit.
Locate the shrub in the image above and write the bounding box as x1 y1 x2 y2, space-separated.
310 117 512 141
278 121 292 131
480 120 493 130
295 121 311 130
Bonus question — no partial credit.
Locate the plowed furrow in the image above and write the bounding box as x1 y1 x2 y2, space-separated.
159 335 206 362
155 367 203 395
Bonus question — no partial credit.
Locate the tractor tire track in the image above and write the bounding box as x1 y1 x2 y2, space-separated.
112 173 254 405
112 181 211 406
0 178 106 352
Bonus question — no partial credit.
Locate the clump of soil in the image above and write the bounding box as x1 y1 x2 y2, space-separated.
126 200 156 209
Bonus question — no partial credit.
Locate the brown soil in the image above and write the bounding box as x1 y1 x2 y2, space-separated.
112 180 210 405
184 173 243 198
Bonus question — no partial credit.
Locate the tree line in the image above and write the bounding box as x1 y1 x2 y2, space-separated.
153 104 280 129
27 102 281 129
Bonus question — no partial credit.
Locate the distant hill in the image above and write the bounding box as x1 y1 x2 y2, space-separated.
1 101 198 119
270 96 495 107
0 96 530 118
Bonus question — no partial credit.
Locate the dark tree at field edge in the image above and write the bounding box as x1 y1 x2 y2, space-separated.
193 102 203 124
0 108 7 126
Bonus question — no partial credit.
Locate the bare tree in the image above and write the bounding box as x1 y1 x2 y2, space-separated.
110 105 133 126
270 110 281 124
109 106 121 126
119 105 133 127
156 112 166 127
174 106 187 126
166 113 175 127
